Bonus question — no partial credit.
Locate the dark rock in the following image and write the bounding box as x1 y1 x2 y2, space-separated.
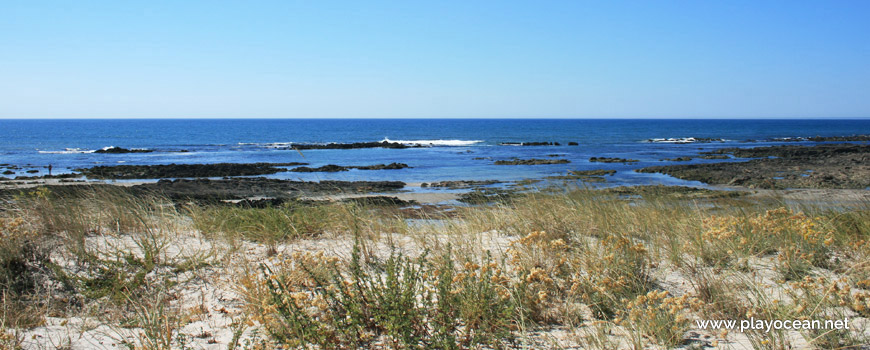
354 163 410 170
700 155 730 160
41 173 82 179
494 158 570 165
291 163 410 172
458 188 519 204
0 178 407 205
546 169 615 181
568 142 579 146
232 198 288 208
75 162 308 179
602 185 745 199
638 144 870 189
709 143 869 159
2 170 13 175
661 157 693 161
134 178 406 203
291 165 349 172
93 147 154 154
340 196 417 206
589 157 638 163
570 169 616 176
25 170 39 173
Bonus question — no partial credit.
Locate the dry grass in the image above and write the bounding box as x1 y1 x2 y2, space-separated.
1 185 869 349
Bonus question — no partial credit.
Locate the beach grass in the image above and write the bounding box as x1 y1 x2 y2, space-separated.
1 186 869 349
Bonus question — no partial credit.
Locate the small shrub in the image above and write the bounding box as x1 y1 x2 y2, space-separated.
690 208 833 279
617 290 701 348
0 217 55 327
508 231 581 325
249 242 516 349
572 234 652 319
787 276 869 348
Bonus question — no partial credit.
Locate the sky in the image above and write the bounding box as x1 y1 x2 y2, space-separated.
1 1 869 119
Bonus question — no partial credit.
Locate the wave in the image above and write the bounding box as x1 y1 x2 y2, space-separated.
37 146 154 154
645 137 725 143
382 138 483 146
239 139 484 147
238 142 295 148
38 147 97 154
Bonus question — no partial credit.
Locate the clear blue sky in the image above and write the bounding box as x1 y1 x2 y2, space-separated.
2 1 869 118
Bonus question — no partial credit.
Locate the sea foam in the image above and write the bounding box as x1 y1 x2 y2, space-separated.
38 148 97 154
382 138 483 146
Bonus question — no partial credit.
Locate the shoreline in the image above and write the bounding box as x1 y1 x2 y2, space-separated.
4 176 870 208
2 143 868 207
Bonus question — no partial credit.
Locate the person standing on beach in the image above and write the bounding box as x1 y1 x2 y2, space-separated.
48 164 52 176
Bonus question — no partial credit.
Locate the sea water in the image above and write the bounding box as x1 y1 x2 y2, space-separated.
1 118 868 187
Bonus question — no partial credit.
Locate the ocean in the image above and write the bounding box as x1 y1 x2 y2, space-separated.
2 118 869 188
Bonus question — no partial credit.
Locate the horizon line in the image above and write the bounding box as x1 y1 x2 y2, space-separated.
2 116 870 120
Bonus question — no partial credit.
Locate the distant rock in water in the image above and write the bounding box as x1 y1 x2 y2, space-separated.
709 143 870 159
661 157 693 161
76 162 307 179
499 141 561 146
568 142 579 146
547 169 615 181
135 178 407 203
291 165 349 172
290 163 410 172
589 157 638 163
569 169 616 176
637 144 870 189
285 141 417 150
700 155 730 160
339 196 416 206
94 147 154 154
494 158 570 165
355 162 410 170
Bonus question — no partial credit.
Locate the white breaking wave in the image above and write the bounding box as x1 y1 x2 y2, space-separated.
264 142 294 148
38 148 97 154
238 142 295 148
646 138 728 143
382 138 483 146
647 137 700 143
37 146 153 154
